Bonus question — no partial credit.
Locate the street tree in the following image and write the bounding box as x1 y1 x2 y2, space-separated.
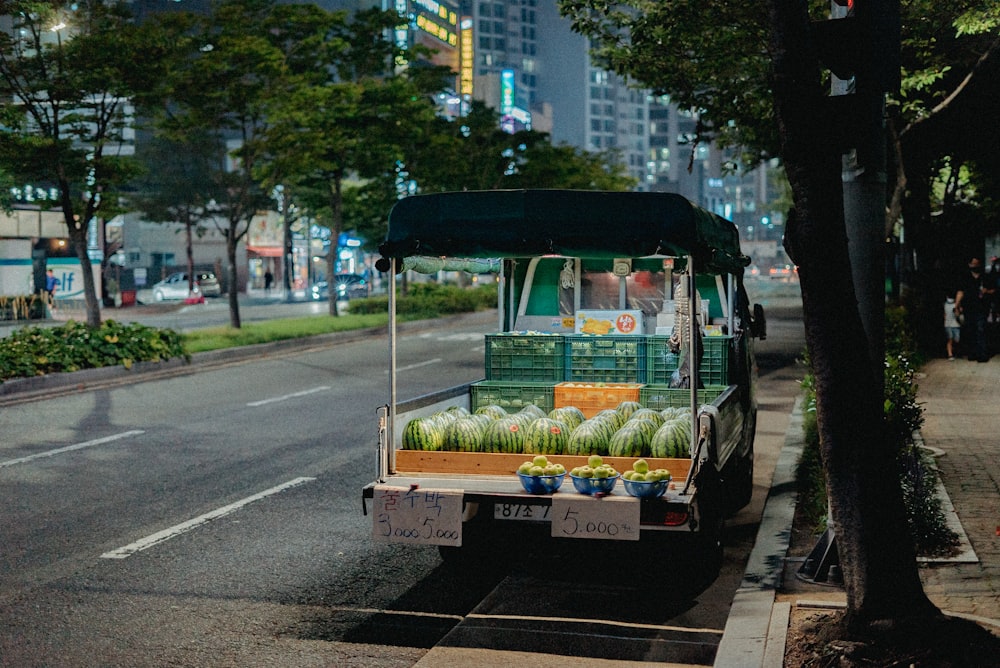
256 7 447 316
888 3 1000 284
560 0 1000 655
0 0 168 327
128 132 228 297
150 0 289 327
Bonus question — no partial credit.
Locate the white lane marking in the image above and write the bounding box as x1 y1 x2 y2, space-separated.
247 386 331 407
0 430 145 469
100 477 316 559
384 358 442 374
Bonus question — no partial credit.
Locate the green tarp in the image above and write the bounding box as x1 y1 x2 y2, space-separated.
378 189 750 275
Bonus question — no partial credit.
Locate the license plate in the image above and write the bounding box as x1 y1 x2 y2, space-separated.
493 502 550 521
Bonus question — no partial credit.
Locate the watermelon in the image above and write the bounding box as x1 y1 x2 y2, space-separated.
650 420 691 457
595 409 625 430
630 417 660 443
442 417 485 452
665 417 693 456
549 406 585 431
467 413 493 430
401 417 443 451
475 404 509 420
650 421 681 458
608 423 649 458
615 400 643 420
483 417 526 453
518 404 548 420
508 411 537 428
629 408 665 429
524 418 569 455
447 405 471 417
661 406 687 421
432 410 459 427
565 420 609 456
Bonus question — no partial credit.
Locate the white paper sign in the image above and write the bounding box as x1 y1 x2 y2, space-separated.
550 494 641 541
372 485 463 546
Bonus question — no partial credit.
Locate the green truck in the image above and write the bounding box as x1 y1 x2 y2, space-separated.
362 189 766 564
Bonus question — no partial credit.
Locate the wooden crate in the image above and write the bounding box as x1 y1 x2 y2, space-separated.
393 449 691 481
553 382 642 417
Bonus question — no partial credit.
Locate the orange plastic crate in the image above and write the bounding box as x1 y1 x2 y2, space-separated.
553 382 642 418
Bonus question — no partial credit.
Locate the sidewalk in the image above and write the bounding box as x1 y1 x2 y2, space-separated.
716 356 1000 666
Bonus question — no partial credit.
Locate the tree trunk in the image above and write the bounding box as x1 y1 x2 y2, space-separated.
769 0 939 632
65 213 101 328
186 219 196 295
226 223 242 329
327 174 345 317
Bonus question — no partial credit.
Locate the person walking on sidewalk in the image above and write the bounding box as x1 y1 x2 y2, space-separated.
955 257 995 362
944 292 961 360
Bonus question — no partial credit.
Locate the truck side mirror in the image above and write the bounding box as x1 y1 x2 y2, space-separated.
752 303 767 340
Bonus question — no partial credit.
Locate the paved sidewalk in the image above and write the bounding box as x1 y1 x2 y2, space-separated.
717 356 1000 666
911 356 1000 627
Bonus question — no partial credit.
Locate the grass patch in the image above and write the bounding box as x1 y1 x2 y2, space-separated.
182 313 389 353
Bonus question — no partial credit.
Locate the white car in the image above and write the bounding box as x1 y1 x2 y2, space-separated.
151 271 222 301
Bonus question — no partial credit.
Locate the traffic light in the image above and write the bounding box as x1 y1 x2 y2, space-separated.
813 0 900 96
812 0 900 156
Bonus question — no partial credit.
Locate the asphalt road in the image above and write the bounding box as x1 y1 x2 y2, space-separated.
0 281 805 667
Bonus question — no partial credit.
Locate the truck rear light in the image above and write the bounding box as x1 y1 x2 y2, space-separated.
662 510 689 526
640 503 690 527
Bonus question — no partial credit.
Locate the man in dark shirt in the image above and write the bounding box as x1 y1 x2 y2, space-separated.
955 257 996 362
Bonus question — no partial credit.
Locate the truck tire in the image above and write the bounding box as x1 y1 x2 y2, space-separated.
722 447 754 517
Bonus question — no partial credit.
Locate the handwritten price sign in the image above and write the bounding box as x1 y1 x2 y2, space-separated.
550 494 641 541
373 486 463 546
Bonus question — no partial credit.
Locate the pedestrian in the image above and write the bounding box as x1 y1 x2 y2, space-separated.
943 292 961 360
45 269 60 298
264 270 274 295
954 257 996 362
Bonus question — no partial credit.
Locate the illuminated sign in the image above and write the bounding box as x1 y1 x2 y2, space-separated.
460 17 473 97
501 69 515 115
416 14 457 46
414 0 458 46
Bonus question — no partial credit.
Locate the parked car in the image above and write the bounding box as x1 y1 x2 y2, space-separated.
310 274 368 301
768 264 796 280
151 271 222 301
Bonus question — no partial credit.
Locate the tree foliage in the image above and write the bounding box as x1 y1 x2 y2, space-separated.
0 0 171 326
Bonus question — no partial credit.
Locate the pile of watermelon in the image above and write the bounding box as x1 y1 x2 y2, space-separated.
401 401 693 457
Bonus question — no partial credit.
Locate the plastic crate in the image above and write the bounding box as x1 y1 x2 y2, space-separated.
639 385 727 411
470 381 555 414
485 333 566 382
643 335 732 385
554 382 642 418
564 335 646 383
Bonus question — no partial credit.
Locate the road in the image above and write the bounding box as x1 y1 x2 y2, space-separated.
0 281 804 667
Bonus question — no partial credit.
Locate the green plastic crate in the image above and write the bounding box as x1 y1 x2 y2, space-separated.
564 335 646 383
643 335 732 385
470 381 555 414
639 385 727 411
485 334 566 382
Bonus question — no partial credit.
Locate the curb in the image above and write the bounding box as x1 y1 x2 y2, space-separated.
713 398 804 667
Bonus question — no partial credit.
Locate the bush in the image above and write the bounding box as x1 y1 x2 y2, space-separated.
797 308 959 556
0 320 189 382
349 282 498 317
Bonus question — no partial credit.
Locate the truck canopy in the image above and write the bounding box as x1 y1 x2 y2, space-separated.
378 189 750 275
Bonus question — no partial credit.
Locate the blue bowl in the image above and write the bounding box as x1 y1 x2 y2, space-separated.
622 477 670 499
570 473 620 495
517 472 566 495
